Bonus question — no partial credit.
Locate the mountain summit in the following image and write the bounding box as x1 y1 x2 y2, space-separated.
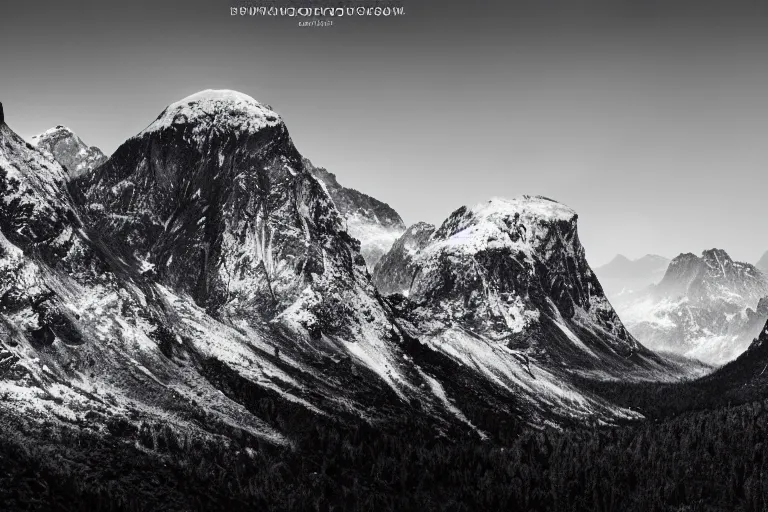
139 89 282 139
29 125 107 178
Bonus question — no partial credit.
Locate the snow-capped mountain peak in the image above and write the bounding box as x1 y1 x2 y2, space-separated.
377 194 675 367
29 124 76 144
462 195 576 226
428 195 577 261
28 125 107 179
141 89 282 137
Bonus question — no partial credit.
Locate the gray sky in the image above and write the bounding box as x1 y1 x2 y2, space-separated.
1 0 767 266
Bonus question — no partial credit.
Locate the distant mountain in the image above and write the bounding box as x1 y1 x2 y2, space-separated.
757 251 768 274
29 125 107 178
613 249 768 365
304 158 405 269
593 254 670 299
596 254 670 279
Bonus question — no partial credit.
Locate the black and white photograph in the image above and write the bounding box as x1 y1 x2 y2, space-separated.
1 0 768 510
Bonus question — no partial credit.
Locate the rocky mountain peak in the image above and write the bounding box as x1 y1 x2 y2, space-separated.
701 248 734 270
619 247 768 364
378 195 643 363
431 196 576 245
72 90 348 315
140 89 282 140
29 125 107 179
0 102 4 124
658 249 764 298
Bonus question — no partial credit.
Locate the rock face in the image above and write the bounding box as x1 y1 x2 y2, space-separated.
372 221 435 296
30 126 107 178
305 158 405 269
0 102 4 125
594 254 670 300
614 249 768 365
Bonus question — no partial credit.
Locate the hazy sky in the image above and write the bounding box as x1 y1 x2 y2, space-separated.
1 0 767 266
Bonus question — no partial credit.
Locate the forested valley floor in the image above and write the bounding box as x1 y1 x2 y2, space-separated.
3 368 768 512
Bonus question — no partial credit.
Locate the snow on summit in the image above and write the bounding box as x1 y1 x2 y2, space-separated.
428 195 577 259
473 196 576 223
29 125 76 146
141 89 282 135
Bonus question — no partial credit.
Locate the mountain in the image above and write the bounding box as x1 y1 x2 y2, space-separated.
594 254 670 300
0 101 313 447
304 158 405 269
29 125 107 178
613 249 768 365
757 251 768 274
376 197 701 390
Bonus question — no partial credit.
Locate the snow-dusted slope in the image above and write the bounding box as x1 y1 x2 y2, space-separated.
29 125 107 178
614 249 768 365
304 158 405 269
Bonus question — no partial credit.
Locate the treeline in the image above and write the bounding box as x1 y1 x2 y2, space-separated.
3 394 768 511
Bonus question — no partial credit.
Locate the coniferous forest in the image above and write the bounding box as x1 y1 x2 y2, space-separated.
3 374 768 512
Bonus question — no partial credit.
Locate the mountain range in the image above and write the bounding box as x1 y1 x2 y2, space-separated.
611 249 768 365
0 90 711 452
7 92 768 511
